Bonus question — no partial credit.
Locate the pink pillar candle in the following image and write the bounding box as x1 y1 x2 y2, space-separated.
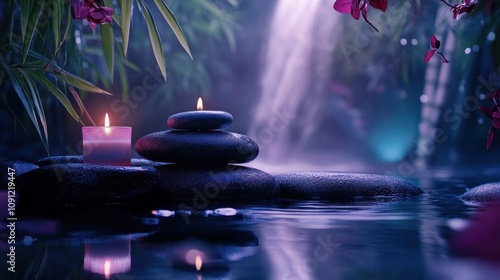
82 115 132 166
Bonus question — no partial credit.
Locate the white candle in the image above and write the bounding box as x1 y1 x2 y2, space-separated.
82 113 132 166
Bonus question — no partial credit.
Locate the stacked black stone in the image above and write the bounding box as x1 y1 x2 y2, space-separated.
134 110 279 202
136 111 258 165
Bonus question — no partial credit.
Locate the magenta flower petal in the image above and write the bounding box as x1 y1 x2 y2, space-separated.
491 89 500 105
71 0 89 19
424 49 436 62
480 106 494 119
486 125 495 150
90 11 105 20
333 0 353 14
493 119 500 129
430 35 440 49
351 0 361 20
369 0 388 12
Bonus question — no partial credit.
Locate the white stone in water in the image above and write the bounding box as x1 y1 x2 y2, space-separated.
214 208 238 216
151 209 175 217
447 218 469 231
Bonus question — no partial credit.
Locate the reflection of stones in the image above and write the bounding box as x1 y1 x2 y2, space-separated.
145 230 258 269
135 131 259 164
167 111 233 130
16 163 160 208
275 172 423 200
460 183 500 203
39 208 158 243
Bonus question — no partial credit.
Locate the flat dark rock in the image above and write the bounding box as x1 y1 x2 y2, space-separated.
135 131 259 164
16 163 160 209
167 111 233 130
155 165 279 202
0 160 39 189
460 183 500 203
275 172 423 200
37 156 163 167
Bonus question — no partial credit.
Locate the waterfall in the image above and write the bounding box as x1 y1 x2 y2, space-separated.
248 0 342 163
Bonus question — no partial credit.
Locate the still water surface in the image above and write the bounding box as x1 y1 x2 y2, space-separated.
4 173 500 280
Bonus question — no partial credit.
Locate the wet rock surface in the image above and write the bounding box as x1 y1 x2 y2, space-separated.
460 183 500 203
167 111 233 130
275 172 423 200
37 156 163 167
135 131 259 164
155 164 279 202
16 163 160 208
0 160 39 188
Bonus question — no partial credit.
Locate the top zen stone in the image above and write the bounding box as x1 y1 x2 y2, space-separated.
167 111 233 130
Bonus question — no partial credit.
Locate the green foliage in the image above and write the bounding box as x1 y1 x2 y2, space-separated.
0 0 208 153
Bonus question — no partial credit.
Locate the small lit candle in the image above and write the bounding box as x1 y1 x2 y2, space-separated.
167 97 233 130
82 113 132 166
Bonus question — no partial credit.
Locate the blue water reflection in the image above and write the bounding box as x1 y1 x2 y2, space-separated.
2 174 500 280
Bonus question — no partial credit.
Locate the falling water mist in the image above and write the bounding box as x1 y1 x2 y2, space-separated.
247 1 346 165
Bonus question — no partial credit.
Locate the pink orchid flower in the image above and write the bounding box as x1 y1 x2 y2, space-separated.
333 0 388 32
480 89 500 150
424 35 449 63
71 0 113 30
441 0 478 20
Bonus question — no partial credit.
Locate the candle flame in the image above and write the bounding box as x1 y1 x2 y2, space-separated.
197 97 203 111
104 113 111 133
105 113 110 127
195 255 202 271
103 260 111 279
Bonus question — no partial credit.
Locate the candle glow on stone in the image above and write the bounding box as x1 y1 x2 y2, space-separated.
197 97 203 111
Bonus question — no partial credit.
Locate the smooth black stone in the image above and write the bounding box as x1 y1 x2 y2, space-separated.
167 111 233 130
135 131 259 164
0 160 39 189
16 163 160 208
155 165 279 201
275 172 423 200
37 155 163 167
460 183 500 203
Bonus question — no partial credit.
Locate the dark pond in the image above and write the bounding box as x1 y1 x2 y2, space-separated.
2 171 500 280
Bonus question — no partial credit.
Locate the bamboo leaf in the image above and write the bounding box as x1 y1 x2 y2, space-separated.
23 1 45 63
4 1 15 44
17 68 49 150
27 70 86 126
50 0 63 50
137 0 167 81
153 0 193 59
120 0 133 56
100 24 115 82
68 86 96 126
2 63 49 151
20 0 35 40
54 69 113 95
116 61 129 101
